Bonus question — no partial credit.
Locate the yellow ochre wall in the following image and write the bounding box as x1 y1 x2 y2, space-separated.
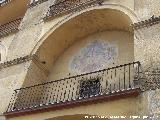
48 30 134 81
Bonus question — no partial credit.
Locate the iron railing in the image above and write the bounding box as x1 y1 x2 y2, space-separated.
6 61 141 113
0 18 22 38
44 0 104 19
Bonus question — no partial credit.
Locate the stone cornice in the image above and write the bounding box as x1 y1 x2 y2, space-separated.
43 0 104 20
131 15 160 30
28 0 48 8
0 0 12 7
0 18 22 38
0 55 33 69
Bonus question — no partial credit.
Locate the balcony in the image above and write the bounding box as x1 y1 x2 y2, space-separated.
44 0 104 20
0 18 22 38
4 61 142 116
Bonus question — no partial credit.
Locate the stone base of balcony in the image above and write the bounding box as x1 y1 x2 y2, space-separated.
4 88 141 118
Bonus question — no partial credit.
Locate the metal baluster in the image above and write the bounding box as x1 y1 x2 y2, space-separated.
52 82 57 104
59 81 63 102
11 90 19 111
57 81 61 103
124 65 126 90
76 78 80 100
61 82 65 102
111 70 112 80
119 77 121 91
109 84 112 93
45 85 50 105
129 63 131 88
115 68 117 91
7 90 17 112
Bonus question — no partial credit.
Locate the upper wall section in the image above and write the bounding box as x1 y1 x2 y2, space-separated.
135 0 160 20
0 0 29 25
6 0 137 61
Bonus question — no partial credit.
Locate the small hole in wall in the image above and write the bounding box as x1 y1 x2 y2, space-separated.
41 61 46 64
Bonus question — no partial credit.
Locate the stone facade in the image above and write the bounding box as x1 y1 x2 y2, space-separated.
0 0 160 120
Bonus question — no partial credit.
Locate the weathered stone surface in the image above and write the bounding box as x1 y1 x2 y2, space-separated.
0 0 160 119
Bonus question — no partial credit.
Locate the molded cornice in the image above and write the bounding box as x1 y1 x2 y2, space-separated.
28 0 48 8
0 55 33 69
0 0 12 7
131 15 160 30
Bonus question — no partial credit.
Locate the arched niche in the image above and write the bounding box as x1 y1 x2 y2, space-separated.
36 8 134 81
22 7 137 87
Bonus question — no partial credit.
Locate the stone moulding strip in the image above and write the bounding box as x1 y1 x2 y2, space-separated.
0 0 12 7
4 88 141 118
131 15 160 30
43 0 104 20
0 18 22 38
0 55 34 69
28 0 48 8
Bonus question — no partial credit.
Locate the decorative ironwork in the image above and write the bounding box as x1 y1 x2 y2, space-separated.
44 0 104 20
28 0 48 8
80 77 101 98
131 15 160 30
0 18 22 38
5 61 141 113
0 0 12 7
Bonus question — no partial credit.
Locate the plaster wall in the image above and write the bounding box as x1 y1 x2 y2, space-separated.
48 30 134 81
135 0 160 20
0 34 15 62
0 62 30 114
1 0 160 120
134 23 160 69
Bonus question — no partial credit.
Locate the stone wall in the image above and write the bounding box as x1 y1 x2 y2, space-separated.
1 0 160 119
0 62 30 114
134 23 160 70
135 0 160 20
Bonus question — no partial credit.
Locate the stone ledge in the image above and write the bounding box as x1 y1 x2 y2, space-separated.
43 0 104 20
131 15 160 30
0 55 33 69
0 0 12 7
0 18 22 38
28 0 48 8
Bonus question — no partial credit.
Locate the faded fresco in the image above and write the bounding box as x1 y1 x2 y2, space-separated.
70 40 118 73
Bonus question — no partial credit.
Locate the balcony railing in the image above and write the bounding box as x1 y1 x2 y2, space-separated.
44 0 104 20
0 0 12 7
5 61 141 114
0 18 22 38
